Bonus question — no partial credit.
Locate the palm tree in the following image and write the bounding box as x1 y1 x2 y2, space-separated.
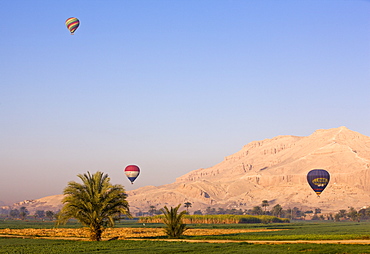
347 207 358 221
9 209 20 219
261 200 269 214
19 207 29 220
149 206 156 216
251 206 263 215
160 204 187 238
45 210 55 221
34 210 45 220
271 204 282 217
338 209 347 219
184 202 192 213
57 171 131 241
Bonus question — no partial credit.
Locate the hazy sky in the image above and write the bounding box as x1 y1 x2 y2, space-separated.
1 0 369 205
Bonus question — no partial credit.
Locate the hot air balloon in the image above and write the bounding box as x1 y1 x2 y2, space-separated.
124 165 140 184
307 169 330 197
65 17 80 35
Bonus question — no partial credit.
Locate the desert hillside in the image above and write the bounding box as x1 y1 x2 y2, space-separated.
7 127 370 215
127 126 370 214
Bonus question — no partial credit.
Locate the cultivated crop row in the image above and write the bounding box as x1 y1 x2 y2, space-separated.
139 214 290 224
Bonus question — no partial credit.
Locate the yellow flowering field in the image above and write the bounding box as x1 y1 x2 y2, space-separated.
0 227 280 240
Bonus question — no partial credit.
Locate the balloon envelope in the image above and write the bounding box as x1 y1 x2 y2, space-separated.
65 17 80 34
124 165 140 184
307 169 330 196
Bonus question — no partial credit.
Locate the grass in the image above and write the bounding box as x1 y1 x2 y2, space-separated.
2 220 370 241
1 220 370 253
180 221 370 241
1 238 370 254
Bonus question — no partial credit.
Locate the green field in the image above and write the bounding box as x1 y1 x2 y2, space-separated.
2 238 370 254
1 220 370 253
182 221 370 241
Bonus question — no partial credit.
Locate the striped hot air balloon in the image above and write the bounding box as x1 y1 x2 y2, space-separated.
124 165 140 184
65 17 80 35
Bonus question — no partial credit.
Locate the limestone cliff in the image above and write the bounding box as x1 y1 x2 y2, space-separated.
127 127 370 214
8 127 370 215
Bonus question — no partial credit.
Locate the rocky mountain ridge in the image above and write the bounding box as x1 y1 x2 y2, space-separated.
4 127 370 215
127 127 370 214
2 195 64 214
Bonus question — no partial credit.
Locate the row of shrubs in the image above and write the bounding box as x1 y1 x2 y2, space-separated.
139 214 290 224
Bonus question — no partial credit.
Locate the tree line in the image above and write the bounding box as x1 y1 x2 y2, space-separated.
2 171 370 241
137 200 370 222
137 200 304 220
2 207 56 221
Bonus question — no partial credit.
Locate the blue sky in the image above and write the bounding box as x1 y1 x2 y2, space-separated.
1 0 369 205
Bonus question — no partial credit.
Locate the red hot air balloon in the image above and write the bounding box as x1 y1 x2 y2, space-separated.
307 169 330 197
124 165 140 184
65 17 80 35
